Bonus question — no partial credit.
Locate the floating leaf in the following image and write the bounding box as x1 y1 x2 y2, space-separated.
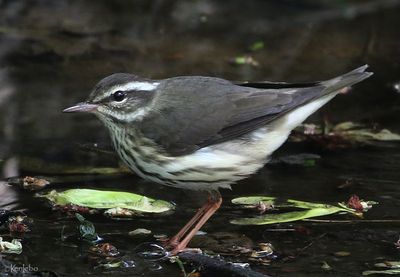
230 196 367 225
231 206 347 225
40 189 174 213
232 196 354 211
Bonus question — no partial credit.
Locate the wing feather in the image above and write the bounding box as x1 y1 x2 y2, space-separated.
139 76 310 155
138 66 372 156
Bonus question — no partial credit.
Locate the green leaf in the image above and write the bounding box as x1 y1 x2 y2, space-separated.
234 56 246 65
230 206 346 225
41 189 174 213
231 196 360 225
232 196 276 206
249 41 265 51
232 196 354 211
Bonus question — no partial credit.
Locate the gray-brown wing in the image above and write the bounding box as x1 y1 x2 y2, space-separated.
139 65 372 156
138 76 320 155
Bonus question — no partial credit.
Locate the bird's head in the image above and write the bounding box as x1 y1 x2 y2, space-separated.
63 73 158 123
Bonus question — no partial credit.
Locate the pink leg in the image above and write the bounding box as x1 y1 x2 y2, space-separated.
166 200 212 247
168 192 222 255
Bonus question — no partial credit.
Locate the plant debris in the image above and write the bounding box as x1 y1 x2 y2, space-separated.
75 213 100 242
346 195 375 212
88 243 120 257
39 189 174 217
321 261 332 271
104 207 139 218
57 204 95 216
290 121 400 149
230 55 259 66
249 243 275 265
334 251 351 257
230 196 377 225
362 261 400 276
5 176 50 191
7 215 32 233
374 261 400 268
0 237 22 254
22 176 50 191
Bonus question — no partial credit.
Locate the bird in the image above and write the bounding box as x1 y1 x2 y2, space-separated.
63 65 372 254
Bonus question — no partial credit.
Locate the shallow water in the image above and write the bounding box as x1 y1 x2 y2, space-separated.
1 1 400 276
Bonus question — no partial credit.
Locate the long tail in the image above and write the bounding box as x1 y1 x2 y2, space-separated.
321 64 373 93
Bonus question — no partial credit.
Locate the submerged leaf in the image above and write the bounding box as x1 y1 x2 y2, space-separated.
41 189 174 213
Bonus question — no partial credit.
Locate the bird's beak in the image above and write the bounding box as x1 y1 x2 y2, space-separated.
62 102 99 113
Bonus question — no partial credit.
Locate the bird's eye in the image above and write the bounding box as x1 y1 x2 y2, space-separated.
112 91 126 102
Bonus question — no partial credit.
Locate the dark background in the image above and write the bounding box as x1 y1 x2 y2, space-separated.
0 1 399 276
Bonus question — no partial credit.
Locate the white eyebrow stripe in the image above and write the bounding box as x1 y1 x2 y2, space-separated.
115 81 160 92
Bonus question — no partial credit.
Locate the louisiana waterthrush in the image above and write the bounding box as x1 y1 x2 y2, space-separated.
64 65 372 254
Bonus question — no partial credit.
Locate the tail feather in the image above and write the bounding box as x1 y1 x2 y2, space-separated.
321 64 373 93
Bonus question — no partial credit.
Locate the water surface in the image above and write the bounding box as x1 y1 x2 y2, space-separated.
1 1 400 276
